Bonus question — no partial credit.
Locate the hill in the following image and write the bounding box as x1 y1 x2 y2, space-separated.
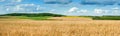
0 13 65 17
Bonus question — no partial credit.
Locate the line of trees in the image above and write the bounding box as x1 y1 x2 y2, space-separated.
0 13 65 17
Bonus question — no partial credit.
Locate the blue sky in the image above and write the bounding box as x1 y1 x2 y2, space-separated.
0 0 120 16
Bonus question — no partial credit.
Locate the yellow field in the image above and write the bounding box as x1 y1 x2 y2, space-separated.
0 17 120 36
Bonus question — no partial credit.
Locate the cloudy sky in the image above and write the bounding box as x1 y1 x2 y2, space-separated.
0 0 120 16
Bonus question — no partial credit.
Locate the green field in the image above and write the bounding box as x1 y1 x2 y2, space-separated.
0 13 65 20
0 16 52 20
78 16 120 20
92 16 120 20
1 13 120 20
17 16 52 20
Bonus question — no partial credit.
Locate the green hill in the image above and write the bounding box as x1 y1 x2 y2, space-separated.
0 13 65 17
0 13 65 20
1 13 120 20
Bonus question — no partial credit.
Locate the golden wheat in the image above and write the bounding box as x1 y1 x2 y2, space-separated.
0 18 120 36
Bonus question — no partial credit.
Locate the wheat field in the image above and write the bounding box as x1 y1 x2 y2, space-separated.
0 17 120 36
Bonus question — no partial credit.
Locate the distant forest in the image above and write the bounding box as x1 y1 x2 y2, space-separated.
0 13 65 17
1 13 120 20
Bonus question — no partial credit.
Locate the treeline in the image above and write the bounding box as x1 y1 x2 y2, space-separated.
1 13 120 20
0 13 65 17
79 16 120 20
92 16 120 20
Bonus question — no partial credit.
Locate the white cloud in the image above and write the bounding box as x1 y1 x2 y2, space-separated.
48 9 56 13
36 5 41 10
0 0 5 2
51 9 55 12
6 8 9 11
104 10 109 13
94 9 104 14
18 4 35 6
68 7 78 13
18 4 41 12
4 4 43 12
13 5 23 11
112 7 120 13
94 9 110 14
77 9 88 13
114 10 119 13
112 7 119 10
11 0 22 2
5 5 23 12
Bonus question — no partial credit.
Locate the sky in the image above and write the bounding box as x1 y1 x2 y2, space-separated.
0 0 120 16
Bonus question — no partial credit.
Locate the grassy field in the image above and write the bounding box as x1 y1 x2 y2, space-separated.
0 16 52 20
16 16 52 20
1 13 120 20
1 17 120 36
92 16 120 20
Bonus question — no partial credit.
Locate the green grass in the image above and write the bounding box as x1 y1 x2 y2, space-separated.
92 16 120 20
78 16 120 20
1 13 120 20
0 13 65 20
16 16 52 20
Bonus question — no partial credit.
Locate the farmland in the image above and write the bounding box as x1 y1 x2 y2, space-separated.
0 13 120 36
